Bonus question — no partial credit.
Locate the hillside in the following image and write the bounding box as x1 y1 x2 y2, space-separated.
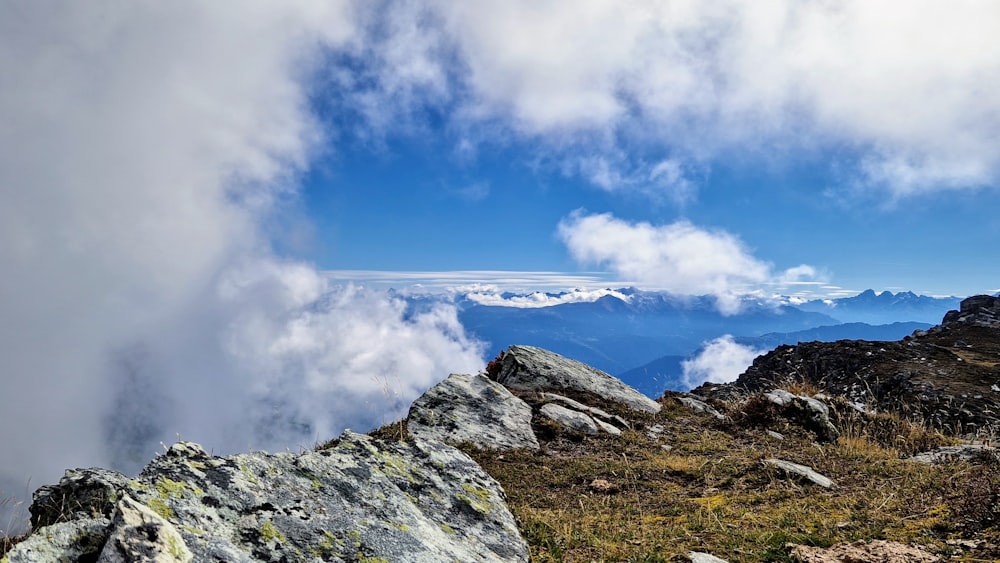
696 295 1000 437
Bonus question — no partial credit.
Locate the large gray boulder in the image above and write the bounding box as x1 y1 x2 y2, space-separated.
488 345 661 414
6 433 528 563
407 373 539 450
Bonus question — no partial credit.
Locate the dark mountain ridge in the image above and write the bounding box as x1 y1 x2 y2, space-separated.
618 321 932 398
696 295 1000 437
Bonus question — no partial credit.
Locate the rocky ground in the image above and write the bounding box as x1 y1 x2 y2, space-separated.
5 297 1000 562
695 295 1000 438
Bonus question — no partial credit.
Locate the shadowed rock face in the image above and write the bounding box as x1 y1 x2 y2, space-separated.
7 433 528 563
696 296 1000 437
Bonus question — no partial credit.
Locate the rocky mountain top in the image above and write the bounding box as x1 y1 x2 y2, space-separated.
7 324 1000 561
696 295 1000 437
942 294 1000 328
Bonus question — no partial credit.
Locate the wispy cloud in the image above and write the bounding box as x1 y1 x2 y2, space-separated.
557 211 820 313
325 270 621 292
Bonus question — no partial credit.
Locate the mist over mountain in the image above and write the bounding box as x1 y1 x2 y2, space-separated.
455 290 837 375
423 288 960 399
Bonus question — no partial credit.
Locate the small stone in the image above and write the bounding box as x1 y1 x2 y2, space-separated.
764 459 834 488
588 479 618 493
688 551 729 563
677 396 725 420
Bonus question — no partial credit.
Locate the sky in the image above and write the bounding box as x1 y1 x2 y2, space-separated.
2 0 1000 531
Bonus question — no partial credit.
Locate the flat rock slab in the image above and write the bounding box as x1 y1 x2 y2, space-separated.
539 403 599 434
490 345 661 414
408 373 539 450
8 433 528 563
790 540 939 562
908 444 995 464
689 551 730 562
764 458 835 488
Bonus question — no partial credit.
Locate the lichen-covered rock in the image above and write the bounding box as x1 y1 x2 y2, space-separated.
539 403 599 434
4 518 109 562
689 552 730 563
489 345 661 414
99 495 192 562
408 373 539 450
10 433 528 562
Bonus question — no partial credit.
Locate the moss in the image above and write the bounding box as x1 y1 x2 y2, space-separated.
440 523 457 535
388 521 411 533
259 520 287 544
128 479 150 492
238 463 260 486
185 460 207 470
182 526 205 536
166 534 185 560
148 498 175 520
457 483 494 514
377 452 424 484
155 476 202 500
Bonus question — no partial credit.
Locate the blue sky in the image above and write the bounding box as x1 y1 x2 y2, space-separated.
305 135 1000 298
283 1 1000 300
3 1 1000 517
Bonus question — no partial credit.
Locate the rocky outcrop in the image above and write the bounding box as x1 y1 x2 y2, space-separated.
7 432 528 563
764 390 839 443
696 302 1000 438
407 373 539 450
487 345 661 414
408 346 650 448
942 294 1000 328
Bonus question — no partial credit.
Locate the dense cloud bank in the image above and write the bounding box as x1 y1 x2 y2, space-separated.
0 1 483 531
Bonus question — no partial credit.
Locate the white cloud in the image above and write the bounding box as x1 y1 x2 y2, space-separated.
557 212 817 313
360 0 1000 196
681 335 767 389
0 1 483 531
463 288 632 308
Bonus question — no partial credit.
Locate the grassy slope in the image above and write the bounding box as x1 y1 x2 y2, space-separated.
436 392 1000 562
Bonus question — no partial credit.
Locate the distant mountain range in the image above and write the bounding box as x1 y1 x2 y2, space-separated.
797 289 961 324
404 288 962 398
